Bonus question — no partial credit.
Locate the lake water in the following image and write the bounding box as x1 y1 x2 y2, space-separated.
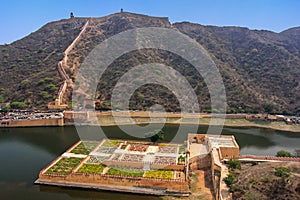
0 124 299 200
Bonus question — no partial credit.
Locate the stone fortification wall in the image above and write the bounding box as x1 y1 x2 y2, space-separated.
0 118 64 127
38 172 189 194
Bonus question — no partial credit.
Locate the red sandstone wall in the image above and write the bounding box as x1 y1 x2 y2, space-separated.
189 154 211 171
219 147 239 159
39 173 189 193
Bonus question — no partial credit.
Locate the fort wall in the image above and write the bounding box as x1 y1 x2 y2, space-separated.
38 172 189 194
0 118 64 127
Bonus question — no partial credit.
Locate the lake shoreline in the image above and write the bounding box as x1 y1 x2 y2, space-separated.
1 112 299 133
71 117 300 133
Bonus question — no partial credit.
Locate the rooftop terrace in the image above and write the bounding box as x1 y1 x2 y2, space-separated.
207 135 237 148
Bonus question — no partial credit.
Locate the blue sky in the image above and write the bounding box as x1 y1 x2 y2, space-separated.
0 0 299 44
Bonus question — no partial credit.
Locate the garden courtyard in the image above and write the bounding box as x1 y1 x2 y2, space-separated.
36 139 190 196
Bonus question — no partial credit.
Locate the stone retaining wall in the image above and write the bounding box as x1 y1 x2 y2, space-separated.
38 172 189 194
0 118 64 127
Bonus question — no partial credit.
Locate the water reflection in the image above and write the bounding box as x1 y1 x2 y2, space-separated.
39 185 160 200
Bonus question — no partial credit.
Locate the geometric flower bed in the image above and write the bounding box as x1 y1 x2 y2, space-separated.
144 170 174 179
46 157 83 175
111 154 122 161
128 144 148 152
36 137 197 195
106 167 144 177
86 156 108 164
158 146 178 154
101 140 120 148
121 154 145 162
70 141 100 155
154 156 177 165
178 145 187 154
95 146 116 154
77 163 106 174
42 139 187 180
38 138 190 197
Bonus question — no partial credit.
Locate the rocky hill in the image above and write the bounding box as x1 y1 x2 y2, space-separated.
0 18 88 108
231 162 300 200
0 12 299 114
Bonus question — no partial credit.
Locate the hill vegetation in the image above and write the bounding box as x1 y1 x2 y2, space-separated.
226 162 300 200
0 12 300 114
0 18 88 109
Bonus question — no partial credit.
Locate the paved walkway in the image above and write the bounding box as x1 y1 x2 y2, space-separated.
62 153 86 159
238 155 300 162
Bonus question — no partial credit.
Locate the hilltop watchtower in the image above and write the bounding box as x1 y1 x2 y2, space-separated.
70 12 74 19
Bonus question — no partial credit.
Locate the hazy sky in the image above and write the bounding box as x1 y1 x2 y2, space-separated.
0 0 299 44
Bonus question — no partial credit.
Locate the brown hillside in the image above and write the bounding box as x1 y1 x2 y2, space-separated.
0 12 299 113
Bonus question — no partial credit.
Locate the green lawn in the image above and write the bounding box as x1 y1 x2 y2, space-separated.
101 140 120 148
179 145 187 154
46 157 83 175
106 167 144 177
71 141 99 155
77 164 106 174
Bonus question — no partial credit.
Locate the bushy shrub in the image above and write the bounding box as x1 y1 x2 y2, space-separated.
223 172 235 187
276 150 292 157
227 159 242 170
274 167 291 178
0 95 4 103
10 102 26 109
45 84 57 91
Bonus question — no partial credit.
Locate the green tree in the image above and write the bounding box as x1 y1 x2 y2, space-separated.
146 130 165 143
276 150 292 157
1 106 10 112
223 172 235 192
296 108 300 116
95 101 111 111
262 102 274 113
229 107 238 114
10 102 27 109
282 110 294 116
227 159 242 170
0 95 4 103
